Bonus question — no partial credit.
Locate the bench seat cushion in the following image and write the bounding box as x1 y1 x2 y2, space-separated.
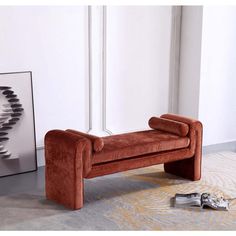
92 130 190 164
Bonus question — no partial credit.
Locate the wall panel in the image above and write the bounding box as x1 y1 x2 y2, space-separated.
199 6 236 146
105 6 172 133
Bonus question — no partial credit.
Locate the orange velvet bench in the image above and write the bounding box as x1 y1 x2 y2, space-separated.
44 113 203 210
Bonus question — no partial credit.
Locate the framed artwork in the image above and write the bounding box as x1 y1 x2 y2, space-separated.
0 71 37 177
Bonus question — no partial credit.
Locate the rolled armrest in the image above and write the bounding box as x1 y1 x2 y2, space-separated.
45 130 92 208
160 113 203 155
161 113 203 181
148 117 189 137
66 129 104 152
45 130 92 176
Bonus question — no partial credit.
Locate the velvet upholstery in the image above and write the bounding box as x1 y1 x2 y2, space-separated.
87 148 192 178
45 114 203 210
92 130 190 164
66 129 104 152
148 117 189 137
45 130 92 209
160 113 203 181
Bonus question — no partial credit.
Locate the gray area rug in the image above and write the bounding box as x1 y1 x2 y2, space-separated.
0 151 236 230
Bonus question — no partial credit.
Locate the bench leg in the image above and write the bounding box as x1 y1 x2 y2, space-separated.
46 170 84 210
164 155 201 181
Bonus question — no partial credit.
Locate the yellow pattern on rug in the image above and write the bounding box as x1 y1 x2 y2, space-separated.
105 152 236 230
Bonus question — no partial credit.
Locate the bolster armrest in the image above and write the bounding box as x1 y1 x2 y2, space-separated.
160 113 203 180
148 117 189 137
161 113 202 128
160 113 203 155
66 129 104 152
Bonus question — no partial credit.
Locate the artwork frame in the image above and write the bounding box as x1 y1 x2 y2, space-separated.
0 71 37 178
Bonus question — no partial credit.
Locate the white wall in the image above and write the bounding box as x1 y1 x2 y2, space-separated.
178 6 236 147
106 6 172 133
0 6 175 166
199 6 236 146
178 6 203 118
0 6 89 148
2 6 235 162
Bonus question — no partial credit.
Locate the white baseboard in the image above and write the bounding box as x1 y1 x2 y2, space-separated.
36 147 45 167
203 141 236 155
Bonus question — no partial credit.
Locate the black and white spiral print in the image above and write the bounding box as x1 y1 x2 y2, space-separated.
0 86 24 159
